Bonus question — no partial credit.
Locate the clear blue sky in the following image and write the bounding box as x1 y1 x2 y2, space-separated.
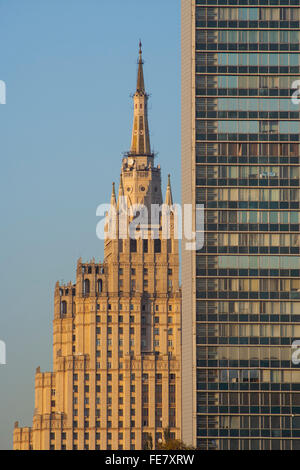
0 0 180 449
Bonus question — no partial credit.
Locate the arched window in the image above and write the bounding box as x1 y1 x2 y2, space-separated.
84 279 90 296
98 279 103 294
61 301 67 316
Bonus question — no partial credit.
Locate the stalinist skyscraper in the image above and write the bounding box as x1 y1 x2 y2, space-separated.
13 44 182 451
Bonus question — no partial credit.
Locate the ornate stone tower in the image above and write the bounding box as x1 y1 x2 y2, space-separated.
13 44 182 451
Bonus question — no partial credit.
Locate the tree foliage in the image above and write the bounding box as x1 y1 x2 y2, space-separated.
157 428 196 450
143 433 153 450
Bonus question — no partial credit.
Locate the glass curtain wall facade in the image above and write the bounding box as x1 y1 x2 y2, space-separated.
182 0 300 450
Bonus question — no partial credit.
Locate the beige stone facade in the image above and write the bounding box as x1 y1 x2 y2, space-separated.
13 45 182 451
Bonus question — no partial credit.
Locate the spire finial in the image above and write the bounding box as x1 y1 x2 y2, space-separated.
136 41 145 92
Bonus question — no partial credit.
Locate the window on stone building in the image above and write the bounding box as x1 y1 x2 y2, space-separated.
61 301 67 316
154 239 161 253
130 239 137 253
84 279 90 296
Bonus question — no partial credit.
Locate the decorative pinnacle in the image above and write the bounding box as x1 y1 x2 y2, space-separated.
120 174 124 190
165 174 173 206
110 182 116 207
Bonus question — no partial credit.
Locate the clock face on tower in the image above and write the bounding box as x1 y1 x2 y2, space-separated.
128 158 134 167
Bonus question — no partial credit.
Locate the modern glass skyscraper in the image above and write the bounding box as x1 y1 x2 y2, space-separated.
182 0 300 450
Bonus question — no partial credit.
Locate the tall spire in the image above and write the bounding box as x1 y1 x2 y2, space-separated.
129 42 151 156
